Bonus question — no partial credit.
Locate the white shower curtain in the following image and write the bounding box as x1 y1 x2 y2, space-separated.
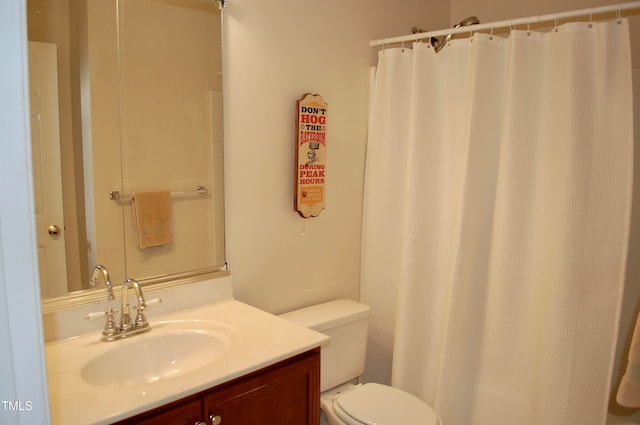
362 20 633 425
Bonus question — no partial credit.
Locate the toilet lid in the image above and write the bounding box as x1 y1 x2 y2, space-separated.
335 383 440 425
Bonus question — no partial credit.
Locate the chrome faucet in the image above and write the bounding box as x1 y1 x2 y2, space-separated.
85 278 160 341
90 264 115 300
119 278 148 333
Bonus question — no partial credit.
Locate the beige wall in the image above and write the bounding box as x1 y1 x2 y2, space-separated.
223 0 447 314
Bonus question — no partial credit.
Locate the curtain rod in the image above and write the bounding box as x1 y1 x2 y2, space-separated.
369 1 640 47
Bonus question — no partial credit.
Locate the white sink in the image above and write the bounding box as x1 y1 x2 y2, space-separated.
80 319 239 387
46 298 328 425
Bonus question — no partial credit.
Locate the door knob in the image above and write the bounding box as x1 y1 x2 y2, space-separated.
48 224 61 236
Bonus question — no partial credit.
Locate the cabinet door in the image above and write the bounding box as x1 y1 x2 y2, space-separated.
203 349 320 425
120 398 202 425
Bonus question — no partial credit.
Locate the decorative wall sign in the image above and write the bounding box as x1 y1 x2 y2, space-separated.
295 93 327 218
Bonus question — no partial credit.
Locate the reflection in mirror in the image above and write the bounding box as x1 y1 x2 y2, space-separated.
27 0 226 307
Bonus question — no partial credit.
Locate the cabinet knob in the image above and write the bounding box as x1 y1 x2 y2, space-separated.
194 415 221 425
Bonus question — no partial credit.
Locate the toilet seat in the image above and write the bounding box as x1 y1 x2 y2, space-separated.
333 383 441 425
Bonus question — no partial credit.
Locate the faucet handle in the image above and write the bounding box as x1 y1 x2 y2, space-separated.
85 307 118 321
85 308 119 341
133 298 161 329
144 297 162 308
85 311 107 321
134 297 162 311
102 308 118 339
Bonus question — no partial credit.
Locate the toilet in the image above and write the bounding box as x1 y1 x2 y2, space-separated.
280 299 441 425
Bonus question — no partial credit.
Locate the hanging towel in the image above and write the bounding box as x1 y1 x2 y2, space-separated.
131 190 172 249
617 310 640 408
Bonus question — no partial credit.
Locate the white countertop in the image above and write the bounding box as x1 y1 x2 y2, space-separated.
45 298 328 425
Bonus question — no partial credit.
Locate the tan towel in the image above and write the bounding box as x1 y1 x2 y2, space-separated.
132 190 172 249
617 310 640 408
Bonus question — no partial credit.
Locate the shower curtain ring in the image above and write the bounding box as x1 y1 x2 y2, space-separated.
490 25 494 40
554 17 559 32
617 5 622 24
527 19 531 36
589 10 593 28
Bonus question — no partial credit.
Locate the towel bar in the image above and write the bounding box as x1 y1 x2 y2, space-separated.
109 186 208 202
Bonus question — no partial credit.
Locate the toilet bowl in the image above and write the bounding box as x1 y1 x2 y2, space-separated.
322 383 441 425
280 300 442 425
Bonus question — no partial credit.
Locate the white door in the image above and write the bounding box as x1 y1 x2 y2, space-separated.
28 41 69 298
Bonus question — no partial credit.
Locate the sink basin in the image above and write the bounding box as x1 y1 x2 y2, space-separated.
81 320 239 387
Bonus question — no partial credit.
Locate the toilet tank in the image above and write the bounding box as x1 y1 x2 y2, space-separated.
280 299 371 392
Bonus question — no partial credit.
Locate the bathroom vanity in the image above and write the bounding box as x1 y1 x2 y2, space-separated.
44 293 328 425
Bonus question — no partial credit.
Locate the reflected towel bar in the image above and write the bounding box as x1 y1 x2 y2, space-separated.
109 186 208 202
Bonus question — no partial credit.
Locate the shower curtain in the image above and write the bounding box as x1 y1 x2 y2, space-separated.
362 20 633 425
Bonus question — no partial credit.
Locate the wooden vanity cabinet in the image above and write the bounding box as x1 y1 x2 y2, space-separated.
115 348 320 425
126 399 202 425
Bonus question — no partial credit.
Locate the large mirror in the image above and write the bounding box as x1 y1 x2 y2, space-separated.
27 0 226 310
